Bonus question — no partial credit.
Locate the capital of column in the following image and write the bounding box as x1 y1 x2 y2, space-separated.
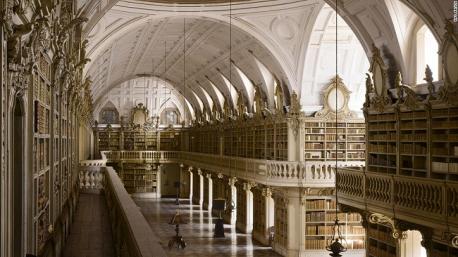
243 181 256 191
262 187 272 198
217 173 224 179
228 177 237 186
206 173 212 179
180 163 184 168
197 168 203 176
188 166 193 172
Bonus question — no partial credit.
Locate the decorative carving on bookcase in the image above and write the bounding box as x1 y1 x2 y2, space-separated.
367 44 391 112
451 233 458 248
130 103 149 126
315 75 356 120
368 213 402 239
288 91 302 115
394 72 421 110
438 20 458 106
424 65 436 102
274 81 285 114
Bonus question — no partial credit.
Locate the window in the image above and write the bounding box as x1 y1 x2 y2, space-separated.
416 25 438 84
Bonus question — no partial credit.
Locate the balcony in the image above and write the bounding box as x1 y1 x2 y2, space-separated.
337 168 458 235
99 150 364 188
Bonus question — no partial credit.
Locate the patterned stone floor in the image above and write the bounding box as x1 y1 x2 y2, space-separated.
62 193 114 257
134 198 282 257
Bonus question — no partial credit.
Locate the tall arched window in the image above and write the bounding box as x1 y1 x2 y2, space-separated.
416 25 438 83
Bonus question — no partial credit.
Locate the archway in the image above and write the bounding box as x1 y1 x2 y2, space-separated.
13 97 25 257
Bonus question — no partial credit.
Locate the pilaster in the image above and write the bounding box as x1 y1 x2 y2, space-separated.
273 187 306 257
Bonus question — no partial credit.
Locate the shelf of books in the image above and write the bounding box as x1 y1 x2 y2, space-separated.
367 223 397 257
367 111 397 175
33 52 52 253
252 187 266 238
430 106 458 181
303 120 366 162
365 104 458 180
305 198 365 252
95 126 181 154
274 196 288 248
430 241 458 257
119 162 159 196
160 129 181 151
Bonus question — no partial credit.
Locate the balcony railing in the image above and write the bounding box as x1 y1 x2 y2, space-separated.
99 150 364 187
78 165 167 257
337 168 458 230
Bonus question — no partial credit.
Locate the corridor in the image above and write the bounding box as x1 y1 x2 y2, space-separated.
62 193 115 257
134 198 281 257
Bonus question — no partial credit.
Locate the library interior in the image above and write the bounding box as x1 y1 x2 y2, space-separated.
0 0 457 257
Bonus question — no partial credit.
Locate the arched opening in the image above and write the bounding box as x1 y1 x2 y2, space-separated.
13 97 25 257
400 230 427 257
416 25 439 83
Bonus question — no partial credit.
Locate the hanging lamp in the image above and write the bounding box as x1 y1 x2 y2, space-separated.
326 0 347 256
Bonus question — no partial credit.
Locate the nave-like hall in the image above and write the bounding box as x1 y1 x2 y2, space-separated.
1 0 457 257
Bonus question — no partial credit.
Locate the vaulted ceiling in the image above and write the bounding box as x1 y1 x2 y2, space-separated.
81 0 454 115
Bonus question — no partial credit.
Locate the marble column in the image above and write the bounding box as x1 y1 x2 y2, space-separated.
188 166 193 203
205 173 213 212
236 181 255 234
223 177 237 225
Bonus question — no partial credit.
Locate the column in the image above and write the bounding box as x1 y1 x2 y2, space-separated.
156 164 162 198
273 187 306 257
223 177 237 225
236 181 255 234
205 173 213 212
188 166 193 203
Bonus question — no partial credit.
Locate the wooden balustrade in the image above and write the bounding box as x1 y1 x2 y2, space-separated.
337 168 458 229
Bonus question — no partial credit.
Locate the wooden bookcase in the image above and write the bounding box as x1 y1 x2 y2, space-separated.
304 198 365 251
185 118 289 161
302 76 366 162
94 126 180 154
33 52 52 253
366 105 458 180
367 223 397 257
119 162 159 196
304 121 365 161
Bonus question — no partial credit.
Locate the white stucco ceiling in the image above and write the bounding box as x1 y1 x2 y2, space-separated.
81 0 452 115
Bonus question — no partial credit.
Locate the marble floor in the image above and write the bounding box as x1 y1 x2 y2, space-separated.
134 198 282 257
62 193 114 257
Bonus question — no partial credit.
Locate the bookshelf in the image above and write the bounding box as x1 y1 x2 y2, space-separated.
252 187 266 238
303 76 366 162
304 121 365 161
33 52 52 253
304 197 365 251
367 223 397 257
94 126 181 155
119 162 160 196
